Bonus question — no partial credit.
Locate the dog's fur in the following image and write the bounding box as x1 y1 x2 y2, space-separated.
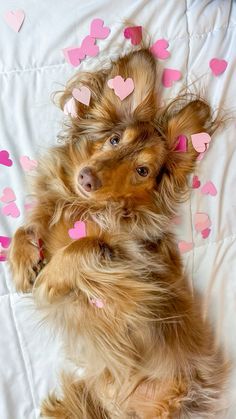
9 49 229 418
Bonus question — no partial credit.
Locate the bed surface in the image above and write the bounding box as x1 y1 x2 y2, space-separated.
0 1 236 417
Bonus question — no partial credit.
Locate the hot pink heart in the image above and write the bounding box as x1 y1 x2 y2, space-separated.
0 187 16 203
64 98 78 117
124 26 142 45
201 228 211 239
20 156 38 172
201 181 217 196
0 236 11 249
90 18 110 39
0 251 7 262
4 9 25 32
2 202 20 218
107 75 134 100
192 175 201 189
72 87 91 106
162 68 181 88
68 221 86 240
209 58 228 76
174 135 187 152
191 132 211 153
150 39 170 60
0 150 13 167
178 241 194 254
194 213 211 233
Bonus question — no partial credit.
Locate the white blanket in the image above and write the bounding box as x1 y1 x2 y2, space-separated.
0 0 236 417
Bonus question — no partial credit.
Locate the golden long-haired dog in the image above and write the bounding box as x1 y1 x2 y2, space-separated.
9 49 229 418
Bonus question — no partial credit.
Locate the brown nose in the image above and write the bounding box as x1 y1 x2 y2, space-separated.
78 167 102 192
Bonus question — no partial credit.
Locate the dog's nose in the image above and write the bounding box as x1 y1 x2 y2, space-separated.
78 167 101 192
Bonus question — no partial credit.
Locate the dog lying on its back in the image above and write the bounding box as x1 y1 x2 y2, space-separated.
9 49 229 418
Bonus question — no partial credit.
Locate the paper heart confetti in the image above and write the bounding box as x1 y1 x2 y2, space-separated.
150 39 170 60
201 228 211 239
0 236 11 249
192 175 201 189
72 87 91 106
0 150 13 167
191 132 211 153
4 9 25 32
64 98 78 118
63 36 99 67
0 250 7 262
174 135 187 152
172 215 182 225
90 18 110 39
194 212 211 233
201 181 217 196
209 58 228 76
68 221 86 240
162 68 181 88
124 26 142 45
20 156 38 172
0 187 16 203
178 241 194 254
2 202 20 218
90 298 105 308
107 76 134 100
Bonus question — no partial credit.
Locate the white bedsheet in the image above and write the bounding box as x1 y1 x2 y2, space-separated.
0 1 236 418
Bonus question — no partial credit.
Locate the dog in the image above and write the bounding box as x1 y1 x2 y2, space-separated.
9 49 229 418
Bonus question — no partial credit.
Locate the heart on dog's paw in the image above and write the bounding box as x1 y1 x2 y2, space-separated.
150 39 170 60
191 132 211 153
64 98 78 117
192 175 201 189
81 35 99 57
0 235 11 248
20 156 38 172
124 26 142 45
4 9 25 32
63 47 83 67
107 76 134 100
209 58 228 76
201 228 211 239
0 150 13 167
174 135 187 152
2 202 20 218
90 18 110 39
201 181 217 196
194 212 211 233
178 241 194 253
72 87 91 106
68 221 86 240
162 68 181 88
0 187 16 203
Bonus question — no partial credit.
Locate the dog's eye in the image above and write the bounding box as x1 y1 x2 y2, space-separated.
136 166 149 177
109 136 120 146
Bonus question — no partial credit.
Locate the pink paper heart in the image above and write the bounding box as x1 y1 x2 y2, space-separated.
0 250 7 262
68 221 86 240
63 47 83 67
201 228 211 239
172 215 182 225
209 58 228 76
124 26 142 45
191 132 211 153
90 18 110 39
174 135 187 152
0 150 13 167
72 87 91 106
64 98 78 117
162 68 181 88
90 298 105 308
0 236 11 249
150 39 170 60
4 9 25 32
2 202 20 218
194 212 211 233
20 156 38 172
0 187 16 203
178 241 194 254
192 175 201 189
107 75 134 100
201 181 217 196
81 35 99 57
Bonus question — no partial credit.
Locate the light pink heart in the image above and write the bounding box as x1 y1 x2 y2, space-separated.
201 181 217 196
0 150 13 167
174 135 187 152
68 221 86 240
0 236 11 249
150 39 170 60
107 75 134 100
0 187 16 203
72 87 91 106
192 175 201 189
162 68 181 88
172 215 182 225
124 26 142 45
4 9 25 32
178 241 194 253
191 132 211 153
209 58 228 76
90 18 110 39
20 156 38 172
64 98 78 117
90 298 105 308
201 228 211 239
194 212 211 232
2 202 20 218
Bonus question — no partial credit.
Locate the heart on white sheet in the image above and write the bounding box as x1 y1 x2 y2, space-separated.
4 10 25 32
20 156 38 172
72 87 91 106
191 132 211 153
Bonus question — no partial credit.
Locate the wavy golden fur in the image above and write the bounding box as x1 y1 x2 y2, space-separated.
9 49 229 418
